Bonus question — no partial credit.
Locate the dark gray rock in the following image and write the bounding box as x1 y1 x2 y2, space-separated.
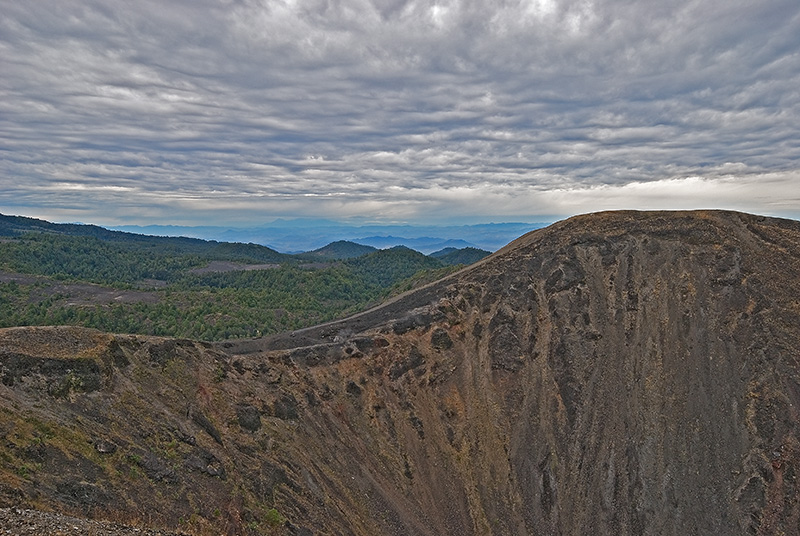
236 404 262 432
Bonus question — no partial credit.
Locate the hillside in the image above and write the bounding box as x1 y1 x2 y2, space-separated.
429 246 491 266
0 213 292 265
1 210 799 535
299 240 378 260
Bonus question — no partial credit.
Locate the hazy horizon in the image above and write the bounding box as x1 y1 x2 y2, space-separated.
0 210 551 253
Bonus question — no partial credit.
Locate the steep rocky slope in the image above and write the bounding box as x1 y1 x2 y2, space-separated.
1 210 799 535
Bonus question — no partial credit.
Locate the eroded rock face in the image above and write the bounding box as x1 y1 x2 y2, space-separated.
1 210 800 535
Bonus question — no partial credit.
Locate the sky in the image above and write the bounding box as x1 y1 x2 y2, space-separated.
1 0 800 227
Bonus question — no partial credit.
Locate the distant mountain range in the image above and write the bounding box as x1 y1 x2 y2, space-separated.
109 220 550 253
350 236 476 254
1 213 495 262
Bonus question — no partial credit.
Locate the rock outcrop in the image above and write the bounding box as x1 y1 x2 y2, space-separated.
1 210 799 535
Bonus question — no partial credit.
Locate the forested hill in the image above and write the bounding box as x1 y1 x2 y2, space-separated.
430 246 492 266
0 213 291 264
0 213 489 341
298 240 379 260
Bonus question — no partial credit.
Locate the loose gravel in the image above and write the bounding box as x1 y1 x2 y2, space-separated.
0 508 187 536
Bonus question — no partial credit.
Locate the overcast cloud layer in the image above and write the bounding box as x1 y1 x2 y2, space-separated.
2 0 799 225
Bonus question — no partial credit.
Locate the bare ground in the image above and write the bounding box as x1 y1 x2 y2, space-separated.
0 508 186 536
0 271 160 306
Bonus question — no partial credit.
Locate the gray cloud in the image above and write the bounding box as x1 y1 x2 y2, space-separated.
1 0 800 225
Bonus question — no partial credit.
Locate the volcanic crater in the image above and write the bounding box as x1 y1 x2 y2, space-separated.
1 210 799 535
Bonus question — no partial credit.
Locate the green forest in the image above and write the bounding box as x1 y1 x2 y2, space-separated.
0 214 487 341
